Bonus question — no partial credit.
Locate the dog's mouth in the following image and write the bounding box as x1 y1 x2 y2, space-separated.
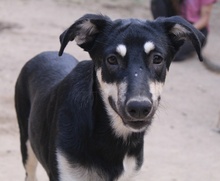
108 96 153 131
126 120 152 130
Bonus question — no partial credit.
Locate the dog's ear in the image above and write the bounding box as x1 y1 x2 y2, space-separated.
155 16 205 61
59 14 111 56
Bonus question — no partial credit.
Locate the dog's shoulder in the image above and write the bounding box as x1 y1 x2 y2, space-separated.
67 60 94 82
56 60 94 103
54 60 95 150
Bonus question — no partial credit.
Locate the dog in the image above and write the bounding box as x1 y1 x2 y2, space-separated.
15 14 204 181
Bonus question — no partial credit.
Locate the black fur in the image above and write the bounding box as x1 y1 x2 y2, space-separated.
15 14 204 181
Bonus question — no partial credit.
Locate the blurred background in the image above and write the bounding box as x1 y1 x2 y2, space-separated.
0 0 220 180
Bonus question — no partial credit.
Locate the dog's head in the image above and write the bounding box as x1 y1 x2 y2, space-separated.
59 14 204 138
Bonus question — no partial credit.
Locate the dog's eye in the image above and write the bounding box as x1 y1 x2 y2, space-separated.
153 55 163 64
107 55 118 65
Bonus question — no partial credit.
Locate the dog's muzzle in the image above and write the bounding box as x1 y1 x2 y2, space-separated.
125 99 153 130
109 96 154 131
126 100 152 119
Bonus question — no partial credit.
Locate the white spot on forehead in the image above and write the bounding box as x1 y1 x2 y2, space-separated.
116 44 127 57
144 41 155 54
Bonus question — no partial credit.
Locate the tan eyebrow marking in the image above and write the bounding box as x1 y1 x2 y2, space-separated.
116 44 127 57
144 41 155 54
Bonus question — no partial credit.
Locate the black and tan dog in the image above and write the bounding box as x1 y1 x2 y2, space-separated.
15 14 204 181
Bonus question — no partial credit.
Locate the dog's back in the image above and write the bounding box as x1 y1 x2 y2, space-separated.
15 51 78 97
15 51 78 178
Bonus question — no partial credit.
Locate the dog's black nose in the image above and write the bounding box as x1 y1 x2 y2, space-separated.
126 100 152 119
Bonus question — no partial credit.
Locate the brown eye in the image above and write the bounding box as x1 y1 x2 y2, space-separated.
153 55 163 64
107 55 118 65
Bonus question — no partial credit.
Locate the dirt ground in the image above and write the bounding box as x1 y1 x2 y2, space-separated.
0 0 220 180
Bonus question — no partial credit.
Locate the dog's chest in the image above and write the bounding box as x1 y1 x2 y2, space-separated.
56 150 138 181
118 154 138 181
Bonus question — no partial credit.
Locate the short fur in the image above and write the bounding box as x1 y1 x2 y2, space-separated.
15 14 204 181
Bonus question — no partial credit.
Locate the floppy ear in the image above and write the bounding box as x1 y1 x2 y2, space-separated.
59 14 111 56
155 16 205 61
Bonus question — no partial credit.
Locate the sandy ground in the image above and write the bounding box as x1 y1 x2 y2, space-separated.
0 0 220 180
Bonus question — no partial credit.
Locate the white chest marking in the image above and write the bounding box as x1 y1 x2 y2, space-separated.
56 150 104 181
118 155 137 181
